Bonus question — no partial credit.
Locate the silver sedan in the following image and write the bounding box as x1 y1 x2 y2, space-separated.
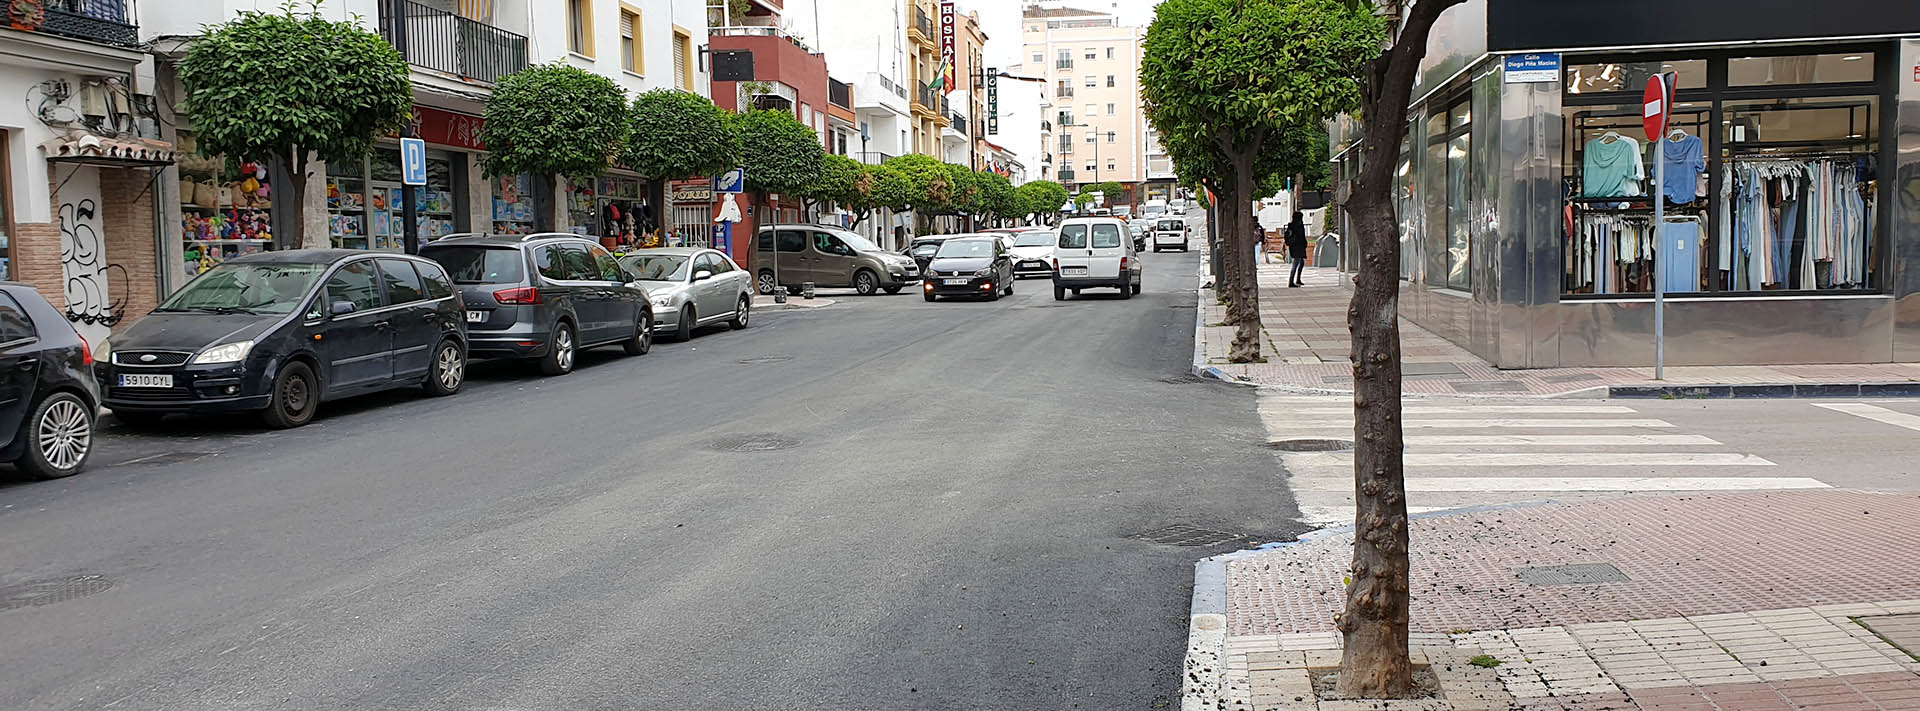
619 247 755 341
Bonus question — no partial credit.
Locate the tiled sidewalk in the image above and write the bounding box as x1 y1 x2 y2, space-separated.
1195 264 1920 396
1201 490 1920 710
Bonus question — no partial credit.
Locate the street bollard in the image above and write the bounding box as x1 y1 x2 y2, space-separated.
802 282 816 299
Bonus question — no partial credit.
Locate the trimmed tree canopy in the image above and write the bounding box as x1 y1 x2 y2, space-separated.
481 64 631 180
623 89 740 181
735 110 825 196
179 7 412 169
974 172 1019 220
867 163 914 213
883 154 954 212
1016 180 1068 219
803 153 865 208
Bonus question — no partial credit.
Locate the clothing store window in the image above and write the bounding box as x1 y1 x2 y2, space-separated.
1728 53 1873 87
1566 60 1705 94
1423 98 1471 291
1395 128 1417 281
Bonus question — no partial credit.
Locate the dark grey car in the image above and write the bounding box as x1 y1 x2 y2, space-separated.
422 234 653 376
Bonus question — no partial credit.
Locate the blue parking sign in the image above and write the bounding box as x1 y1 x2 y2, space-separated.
400 137 427 186
714 167 745 194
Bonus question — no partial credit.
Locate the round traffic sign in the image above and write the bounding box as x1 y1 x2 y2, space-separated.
1642 75 1669 141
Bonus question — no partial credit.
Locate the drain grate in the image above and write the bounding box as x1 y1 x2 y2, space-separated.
0 574 113 612
710 434 801 452
736 355 794 365
1266 439 1354 452
1128 524 1242 547
1515 563 1630 586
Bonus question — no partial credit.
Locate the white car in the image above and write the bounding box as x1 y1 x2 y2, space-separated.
1052 217 1142 300
1007 228 1056 278
1151 218 1190 252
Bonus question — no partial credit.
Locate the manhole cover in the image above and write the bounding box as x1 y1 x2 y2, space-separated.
710 434 801 452
1267 439 1354 452
1515 563 1630 586
736 355 794 364
0 574 113 612
1128 524 1242 547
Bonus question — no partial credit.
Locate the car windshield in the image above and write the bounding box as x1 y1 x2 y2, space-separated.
836 232 881 253
158 263 325 314
623 254 690 281
424 247 526 285
935 239 995 258
1013 231 1054 247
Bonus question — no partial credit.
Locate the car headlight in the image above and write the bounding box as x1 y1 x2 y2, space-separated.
93 338 112 363
192 340 255 365
649 295 674 308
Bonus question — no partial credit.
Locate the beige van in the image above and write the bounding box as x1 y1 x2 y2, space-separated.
752 225 922 295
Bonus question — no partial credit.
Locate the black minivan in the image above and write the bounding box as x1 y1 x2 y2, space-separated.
98 250 468 429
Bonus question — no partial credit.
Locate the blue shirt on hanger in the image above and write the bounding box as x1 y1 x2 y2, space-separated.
1660 134 1705 205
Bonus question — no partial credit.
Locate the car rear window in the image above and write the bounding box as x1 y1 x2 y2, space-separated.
426 247 526 285
1058 225 1088 249
1091 223 1123 248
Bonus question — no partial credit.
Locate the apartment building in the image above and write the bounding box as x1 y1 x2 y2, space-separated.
1021 5 1144 194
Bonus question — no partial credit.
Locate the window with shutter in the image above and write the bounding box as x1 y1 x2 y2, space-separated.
620 10 638 73
673 32 691 89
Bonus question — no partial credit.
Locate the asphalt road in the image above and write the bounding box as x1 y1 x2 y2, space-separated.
0 238 1307 709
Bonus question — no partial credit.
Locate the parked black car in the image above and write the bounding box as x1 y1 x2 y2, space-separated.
97 250 467 429
421 233 652 375
904 236 951 274
922 237 1016 301
0 283 100 478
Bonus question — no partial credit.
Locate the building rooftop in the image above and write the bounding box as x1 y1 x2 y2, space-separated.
1022 5 1107 19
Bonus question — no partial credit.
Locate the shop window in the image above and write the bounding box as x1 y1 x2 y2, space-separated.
1395 129 1418 281
1719 95 1878 292
492 174 538 236
570 175 647 246
1424 99 1471 291
1729 53 1873 87
1566 60 1705 94
1563 100 1709 295
178 131 274 278
365 147 458 250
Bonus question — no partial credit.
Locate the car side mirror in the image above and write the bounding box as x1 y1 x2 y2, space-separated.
693 270 714 282
329 301 357 317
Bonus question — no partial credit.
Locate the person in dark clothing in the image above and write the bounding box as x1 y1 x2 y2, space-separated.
1284 211 1309 287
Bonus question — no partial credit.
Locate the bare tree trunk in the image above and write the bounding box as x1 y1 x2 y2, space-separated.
1335 0 1467 699
1227 158 1262 363
284 148 317 249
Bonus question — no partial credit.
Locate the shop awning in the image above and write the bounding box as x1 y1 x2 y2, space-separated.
41 133 175 168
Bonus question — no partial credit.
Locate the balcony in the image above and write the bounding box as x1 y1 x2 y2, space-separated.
910 7 935 48
378 0 528 84
913 84 949 120
1040 120 1052 133
1056 86 1074 99
856 151 895 166
34 0 138 47
949 113 968 136
1056 59 1073 70
829 79 852 110
1058 169 1076 182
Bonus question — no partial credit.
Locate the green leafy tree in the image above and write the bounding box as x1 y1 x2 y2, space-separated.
1331 0 1469 696
942 163 982 216
883 154 954 228
178 4 412 248
973 172 1020 224
1015 180 1068 224
481 64 631 230
624 89 740 232
1143 0 1382 363
867 163 914 218
734 109 825 241
801 153 865 218
1073 193 1094 211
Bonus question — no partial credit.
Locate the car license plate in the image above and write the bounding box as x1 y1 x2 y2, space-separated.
465 310 486 323
119 374 173 388
1062 267 1088 276
944 278 971 285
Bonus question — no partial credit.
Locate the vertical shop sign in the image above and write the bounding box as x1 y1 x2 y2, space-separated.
940 2 958 92
986 68 999 135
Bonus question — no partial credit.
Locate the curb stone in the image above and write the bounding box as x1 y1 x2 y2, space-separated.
1609 381 1920 399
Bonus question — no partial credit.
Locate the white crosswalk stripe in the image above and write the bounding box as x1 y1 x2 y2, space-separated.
1258 395 1819 527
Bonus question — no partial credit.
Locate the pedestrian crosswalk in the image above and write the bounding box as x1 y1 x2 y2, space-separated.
1258 396 1829 527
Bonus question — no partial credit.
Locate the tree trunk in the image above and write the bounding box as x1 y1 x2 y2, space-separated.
284 147 320 249
1226 158 1261 363
1335 0 1467 699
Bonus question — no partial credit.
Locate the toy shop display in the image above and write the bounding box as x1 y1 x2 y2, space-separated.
567 175 653 248
327 161 369 249
176 131 275 278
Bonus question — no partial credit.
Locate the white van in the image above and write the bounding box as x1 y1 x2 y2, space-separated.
1052 217 1142 300
1151 218 1189 252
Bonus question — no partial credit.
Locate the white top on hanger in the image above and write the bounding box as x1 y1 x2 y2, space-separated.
1668 127 1689 141
1600 130 1621 144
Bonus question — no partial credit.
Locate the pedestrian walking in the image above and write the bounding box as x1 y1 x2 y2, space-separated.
1285 211 1309 287
1252 220 1268 264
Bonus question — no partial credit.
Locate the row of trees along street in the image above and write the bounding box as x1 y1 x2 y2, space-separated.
177 7 1071 250
1143 0 1466 700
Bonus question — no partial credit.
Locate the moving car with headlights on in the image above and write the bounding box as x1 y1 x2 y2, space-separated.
421 234 653 376
1007 229 1056 278
619 248 753 341
99 250 467 429
923 236 1015 301
754 225 920 295
1151 218 1191 252
1051 217 1142 300
0 283 100 479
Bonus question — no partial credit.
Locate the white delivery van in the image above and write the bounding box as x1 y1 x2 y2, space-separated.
1052 217 1142 300
1151 218 1189 252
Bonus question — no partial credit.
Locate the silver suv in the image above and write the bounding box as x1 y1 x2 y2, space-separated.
421 233 653 376
752 225 921 295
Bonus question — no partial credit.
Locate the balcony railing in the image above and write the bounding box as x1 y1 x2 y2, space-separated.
379 0 529 84
36 0 139 47
950 114 968 136
829 79 852 109
916 85 949 116
876 75 906 100
914 8 934 39
1058 169 1076 182
1056 59 1073 70
1056 87 1074 99
856 151 895 166
1041 120 1053 133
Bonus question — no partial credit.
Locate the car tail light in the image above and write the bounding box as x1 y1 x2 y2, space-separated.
1051 258 1059 269
1120 256 1130 270
494 286 541 304
76 332 93 366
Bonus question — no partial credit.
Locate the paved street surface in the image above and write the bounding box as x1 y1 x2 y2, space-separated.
0 239 1311 710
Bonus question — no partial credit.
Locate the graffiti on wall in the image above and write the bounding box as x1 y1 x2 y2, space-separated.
57 166 122 343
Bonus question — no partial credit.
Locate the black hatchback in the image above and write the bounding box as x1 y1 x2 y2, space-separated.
98 250 468 429
0 283 101 479
922 236 1016 301
421 234 653 375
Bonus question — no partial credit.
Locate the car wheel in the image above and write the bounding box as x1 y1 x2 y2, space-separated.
624 311 654 355
423 338 465 396
923 293 937 302
261 361 319 429
674 305 695 342
756 270 777 295
539 322 576 375
1004 279 1014 296
1132 282 1142 295
729 296 751 329
18 392 92 479
1053 283 1065 301
884 285 903 295
853 270 878 296
1119 282 1133 300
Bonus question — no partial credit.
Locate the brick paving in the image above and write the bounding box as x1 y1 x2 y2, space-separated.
1196 264 1920 396
1205 490 1920 710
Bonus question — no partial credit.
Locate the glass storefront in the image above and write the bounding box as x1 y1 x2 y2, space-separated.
568 174 651 248
177 131 274 277
326 145 463 251
491 174 538 236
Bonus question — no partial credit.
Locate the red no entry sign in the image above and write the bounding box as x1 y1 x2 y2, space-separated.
1643 75 1669 140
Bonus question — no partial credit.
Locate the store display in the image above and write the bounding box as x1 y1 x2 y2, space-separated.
1581 133 1644 198
492 174 537 235
1658 130 1705 204
176 132 274 277
1722 156 1873 291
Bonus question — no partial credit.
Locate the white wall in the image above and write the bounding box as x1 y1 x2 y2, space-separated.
143 0 378 39
531 0 711 96
997 63 1047 185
